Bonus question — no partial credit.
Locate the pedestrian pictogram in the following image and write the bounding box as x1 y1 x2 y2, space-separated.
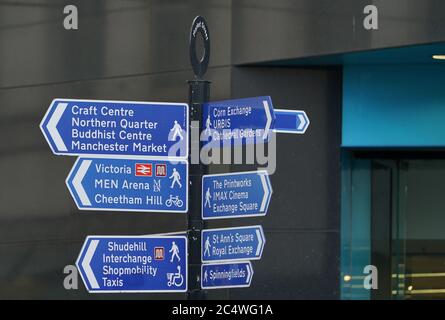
169 241 181 263
169 168 182 189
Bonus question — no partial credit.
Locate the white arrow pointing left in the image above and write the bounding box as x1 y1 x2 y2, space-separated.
73 160 92 206
46 102 68 151
82 239 100 289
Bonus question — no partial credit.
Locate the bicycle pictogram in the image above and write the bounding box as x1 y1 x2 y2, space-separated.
165 195 184 208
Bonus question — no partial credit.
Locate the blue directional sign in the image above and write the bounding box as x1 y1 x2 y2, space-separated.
201 226 266 263
76 235 187 293
202 96 275 146
202 171 272 220
274 109 310 134
201 261 253 289
40 99 188 158
66 157 188 213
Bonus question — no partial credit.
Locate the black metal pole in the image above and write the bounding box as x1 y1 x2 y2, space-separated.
187 16 211 300
187 79 210 300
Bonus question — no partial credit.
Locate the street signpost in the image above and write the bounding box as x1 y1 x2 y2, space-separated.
201 225 266 263
66 157 188 213
201 261 253 289
76 235 187 293
202 171 272 220
40 99 188 158
38 17 296 296
187 15 212 300
273 109 310 134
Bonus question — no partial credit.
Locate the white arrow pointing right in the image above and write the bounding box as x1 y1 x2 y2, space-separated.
262 100 273 140
255 229 263 257
47 102 68 151
82 239 100 289
73 160 92 206
259 172 270 213
297 113 306 130
246 262 253 284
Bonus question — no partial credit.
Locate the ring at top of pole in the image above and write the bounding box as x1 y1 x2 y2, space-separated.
190 15 210 79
